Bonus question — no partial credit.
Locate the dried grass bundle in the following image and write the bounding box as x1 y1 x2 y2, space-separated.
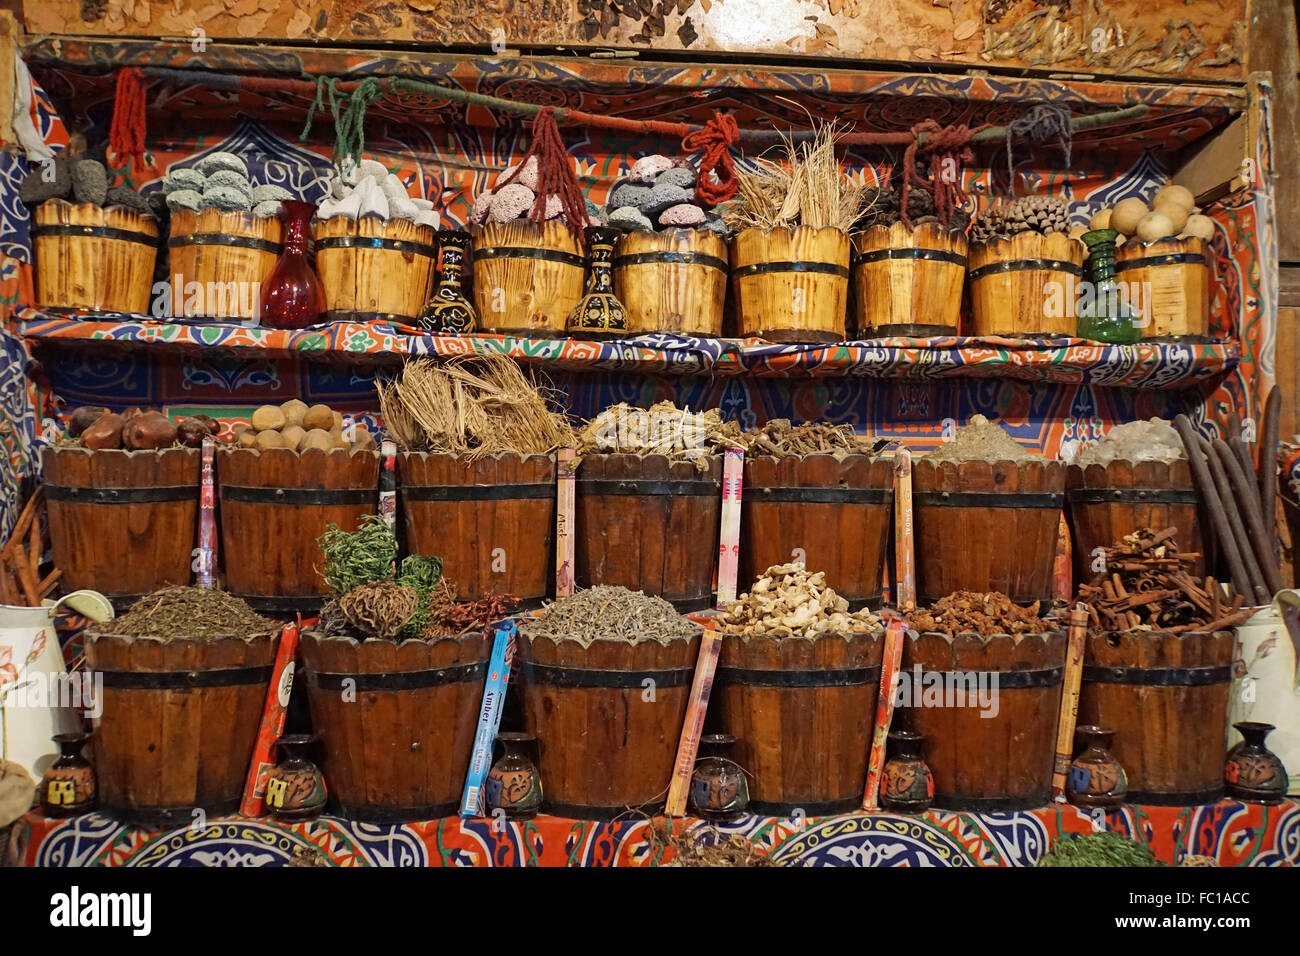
378 354 575 457
724 121 865 233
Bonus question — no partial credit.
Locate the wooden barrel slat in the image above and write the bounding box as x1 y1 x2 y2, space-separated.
967 231 1086 337
731 225 850 343
167 208 282 320
34 200 159 313
1115 236 1210 338
314 216 437 323
613 228 727 335
472 221 585 336
851 221 966 335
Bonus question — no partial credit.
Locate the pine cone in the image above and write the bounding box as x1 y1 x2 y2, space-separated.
972 195 1069 242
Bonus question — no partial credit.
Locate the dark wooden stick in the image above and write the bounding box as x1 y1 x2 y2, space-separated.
1225 413 1257 500
1174 415 1253 600
1258 385 1282 565
1200 436 1270 605
1212 439 1283 596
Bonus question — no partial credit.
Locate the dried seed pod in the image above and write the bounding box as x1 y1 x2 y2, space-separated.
81 413 125 450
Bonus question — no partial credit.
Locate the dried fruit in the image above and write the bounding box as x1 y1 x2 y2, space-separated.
80 413 125 450
908 590 1051 637
68 406 109 438
122 412 177 450
719 564 881 638
251 404 286 432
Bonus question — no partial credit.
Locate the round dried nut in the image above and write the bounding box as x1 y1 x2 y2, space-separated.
254 429 287 451
251 404 286 432
281 425 307 451
81 413 125 450
301 428 334 453
280 399 308 428
302 404 334 432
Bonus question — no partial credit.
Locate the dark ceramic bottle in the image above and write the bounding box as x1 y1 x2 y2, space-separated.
264 734 328 820
485 731 543 819
1225 722 1289 804
566 226 628 338
1066 725 1128 809
688 733 750 820
261 200 323 329
881 730 934 813
40 732 96 818
418 230 478 333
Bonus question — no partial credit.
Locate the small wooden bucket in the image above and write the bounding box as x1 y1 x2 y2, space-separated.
33 200 159 313
42 446 198 604
968 231 1086 337
471 220 586 336
1114 236 1211 340
300 630 491 821
731 226 850 343
612 228 728 335
741 454 893 608
904 630 1067 811
314 215 438 325
851 222 967 336
714 631 884 814
575 453 721 611
398 452 556 606
86 625 281 824
517 632 701 818
912 458 1065 605
1079 629 1234 805
218 448 379 615
1066 459 1205 581
167 208 282 321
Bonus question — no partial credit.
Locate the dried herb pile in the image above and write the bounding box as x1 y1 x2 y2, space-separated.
719 565 881 638
924 414 1039 464
97 586 274 640
650 824 778 868
576 401 745 469
1037 832 1164 868
520 586 701 647
744 419 879 458
908 591 1051 638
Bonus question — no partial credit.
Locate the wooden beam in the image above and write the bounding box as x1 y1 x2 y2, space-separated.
0 9 18 147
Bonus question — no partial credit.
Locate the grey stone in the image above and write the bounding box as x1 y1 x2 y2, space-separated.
18 155 71 205
608 182 653 211
654 166 696 190
204 169 252 196
195 151 248 177
71 159 108 206
252 200 284 219
700 213 729 236
250 184 295 204
607 205 653 232
641 183 693 218
201 184 252 212
165 188 204 213
164 168 205 193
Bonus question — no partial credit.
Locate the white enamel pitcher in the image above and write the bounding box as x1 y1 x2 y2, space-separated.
1228 591 1300 796
0 591 113 779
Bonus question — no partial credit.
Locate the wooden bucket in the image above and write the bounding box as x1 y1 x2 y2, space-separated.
904 630 1067 811
314 215 438 324
471 220 586 336
42 446 198 603
731 226 850 343
741 454 893 608
1079 629 1233 805
575 453 721 611
714 631 884 814
398 452 556 606
167 208 282 320
851 221 966 336
300 631 490 821
518 632 701 818
912 458 1064 605
967 232 1086 337
85 625 281 824
218 448 379 615
1066 459 1205 581
1115 236 1211 339
32 200 158 313
612 228 728 335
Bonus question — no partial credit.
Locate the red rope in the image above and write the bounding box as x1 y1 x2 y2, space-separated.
899 119 988 230
496 108 589 241
109 68 148 171
682 112 740 207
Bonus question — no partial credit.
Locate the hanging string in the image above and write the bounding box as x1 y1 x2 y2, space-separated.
495 107 589 241
682 111 740 207
108 67 148 171
333 76 386 169
1006 103 1073 197
299 74 340 144
899 119 985 230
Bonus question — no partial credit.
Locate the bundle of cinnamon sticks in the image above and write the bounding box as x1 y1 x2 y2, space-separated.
0 488 59 606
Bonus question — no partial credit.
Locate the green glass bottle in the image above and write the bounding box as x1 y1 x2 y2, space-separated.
1076 228 1140 344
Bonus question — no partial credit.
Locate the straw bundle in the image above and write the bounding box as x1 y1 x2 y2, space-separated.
378 354 575 457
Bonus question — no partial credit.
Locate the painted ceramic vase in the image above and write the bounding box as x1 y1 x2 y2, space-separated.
688 733 750 820
264 734 328 820
566 227 628 337
1065 725 1128 809
881 729 934 813
39 732 96 817
485 731 543 819
1225 722 1289 804
418 230 477 333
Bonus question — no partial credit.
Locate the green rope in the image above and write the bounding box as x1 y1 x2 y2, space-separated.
334 76 386 169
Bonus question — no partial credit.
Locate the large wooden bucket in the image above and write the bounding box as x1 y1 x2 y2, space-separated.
218 448 379 615
1066 459 1205 581
1079 629 1233 805
1115 236 1211 340
912 458 1065 605
518 632 700 818
714 631 884 814
300 631 490 821
575 453 721 611
398 452 555 606
968 232 1086 337
314 215 438 325
472 220 585 336
904 630 1067 811
167 208 282 320
731 226 850 343
612 228 727 335
86 626 281 824
33 200 158 313
43 446 198 604
851 222 966 336
741 454 893 608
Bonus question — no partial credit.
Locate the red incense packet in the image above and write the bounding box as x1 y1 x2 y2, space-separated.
240 621 302 818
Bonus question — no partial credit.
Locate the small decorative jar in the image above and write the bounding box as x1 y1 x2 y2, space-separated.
485 731 543 819
1066 725 1128 809
418 230 478 333
566 227 629 338
39 732 96 818
264 734 328 821
881 730 934 813
262 200 323 329
1225 722 1289 804
688 732 750 821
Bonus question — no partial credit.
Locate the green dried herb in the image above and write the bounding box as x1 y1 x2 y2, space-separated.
98 586 274 641
1037 832 1165 867
317 515 398 595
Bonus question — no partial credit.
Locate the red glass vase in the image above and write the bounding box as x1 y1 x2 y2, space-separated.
261 200 323 329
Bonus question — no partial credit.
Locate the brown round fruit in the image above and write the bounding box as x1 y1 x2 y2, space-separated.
176 418 209 448
280 399 308 428
251 404 286 432
302 404 335 432
68 406 110 438
300 428 334 453
123 412 177 451
80 413 125 450
254 430 287 451
281 425 307 452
